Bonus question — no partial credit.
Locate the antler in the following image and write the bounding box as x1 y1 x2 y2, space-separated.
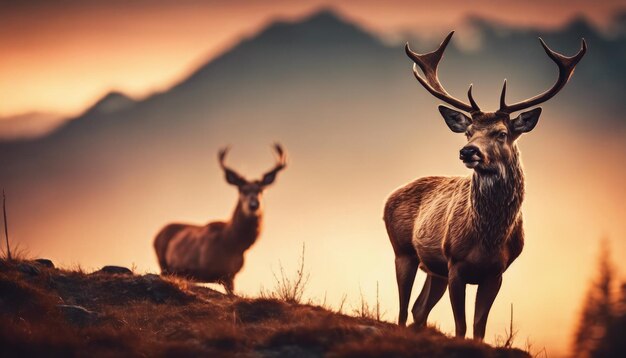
499 38 587 113
261 143 287 186
218 146 247 186
406 31 480 113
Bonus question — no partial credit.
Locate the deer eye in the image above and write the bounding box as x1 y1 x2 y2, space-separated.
497 131 508 141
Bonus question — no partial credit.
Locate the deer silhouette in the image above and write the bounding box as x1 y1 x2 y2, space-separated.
154 144 287 294
384 32 585 339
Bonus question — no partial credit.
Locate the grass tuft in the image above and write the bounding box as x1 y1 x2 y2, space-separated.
260 243 310 304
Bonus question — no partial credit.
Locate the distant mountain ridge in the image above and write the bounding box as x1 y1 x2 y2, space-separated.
0 8 623 202
0 112 65 140
3 9 623 143
83 91 135 117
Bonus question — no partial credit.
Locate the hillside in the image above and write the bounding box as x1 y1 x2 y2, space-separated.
0 258 528 357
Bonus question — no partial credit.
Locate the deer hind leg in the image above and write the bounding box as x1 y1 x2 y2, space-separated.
395 255 419 326
448 268 467 338
473 275 502 341
222 277 235 296
411 274 447 327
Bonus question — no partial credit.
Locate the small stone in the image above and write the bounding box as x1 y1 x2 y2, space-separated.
33 258 55 268
57 304 97 326
144 273 161 281
95 265 133 275
356 325 380 334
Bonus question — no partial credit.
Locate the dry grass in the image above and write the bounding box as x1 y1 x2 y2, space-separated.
352 282 384 321
260 243 310 304
495 304 518 349
2 189 11 261
0 258 530 357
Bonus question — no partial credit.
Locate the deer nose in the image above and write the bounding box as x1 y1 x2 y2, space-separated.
248 200 259 211
459 146 480 161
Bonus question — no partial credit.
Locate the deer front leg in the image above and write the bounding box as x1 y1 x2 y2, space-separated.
448 267 467 338
473 275 502 341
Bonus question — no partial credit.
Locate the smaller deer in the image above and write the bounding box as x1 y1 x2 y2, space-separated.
154 144 287 294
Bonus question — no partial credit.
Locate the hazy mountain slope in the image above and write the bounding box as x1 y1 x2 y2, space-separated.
0 112 65 140
1 10 622 183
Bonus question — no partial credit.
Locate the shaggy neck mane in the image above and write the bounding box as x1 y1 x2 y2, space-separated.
469 146 525 249
225 203 262 252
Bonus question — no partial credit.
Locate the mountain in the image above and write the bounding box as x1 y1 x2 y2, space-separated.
81 91 135 117
0 112 66 140
0 9 622 183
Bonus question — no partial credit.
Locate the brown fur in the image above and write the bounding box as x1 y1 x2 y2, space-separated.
154 145 286 294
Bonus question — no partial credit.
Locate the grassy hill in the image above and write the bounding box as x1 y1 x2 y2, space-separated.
0 258 529 357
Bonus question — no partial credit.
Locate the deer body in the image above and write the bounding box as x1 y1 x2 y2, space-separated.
156 210 259 284
386 32 585 339
154 144 286 294
386 168 524 284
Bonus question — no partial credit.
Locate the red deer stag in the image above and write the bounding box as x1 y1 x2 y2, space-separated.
384 32 585 339
154 144 287 294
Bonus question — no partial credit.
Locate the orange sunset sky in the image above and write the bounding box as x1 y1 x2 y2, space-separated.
1 0 624 117
1 1 626 357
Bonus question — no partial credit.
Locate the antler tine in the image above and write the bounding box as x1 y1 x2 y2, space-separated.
271 142 287 169
468 84 480 111
406 31 480 113
218 146 230 168
499 79 508 111
499 38 587 113
217 146 247 186
260 143 287 186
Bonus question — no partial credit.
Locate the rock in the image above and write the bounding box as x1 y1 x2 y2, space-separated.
18 262 41 276
355 325 380 335
144 273 161 281
33 258 55 268
257 345 321 358
94 265 133 275
142 274 192 303
57 304 98 326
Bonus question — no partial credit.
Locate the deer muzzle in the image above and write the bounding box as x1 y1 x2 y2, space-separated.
460 146 482 168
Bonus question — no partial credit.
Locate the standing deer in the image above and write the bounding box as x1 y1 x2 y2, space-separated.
154 144 287 294
384 32 585 340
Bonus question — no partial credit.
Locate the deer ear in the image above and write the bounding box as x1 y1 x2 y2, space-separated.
438 105 471 133
261 172 278 186
511 107 541 133
224 170 246 187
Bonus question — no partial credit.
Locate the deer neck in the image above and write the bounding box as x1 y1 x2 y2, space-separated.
225 202 262 252
469 147 525 249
